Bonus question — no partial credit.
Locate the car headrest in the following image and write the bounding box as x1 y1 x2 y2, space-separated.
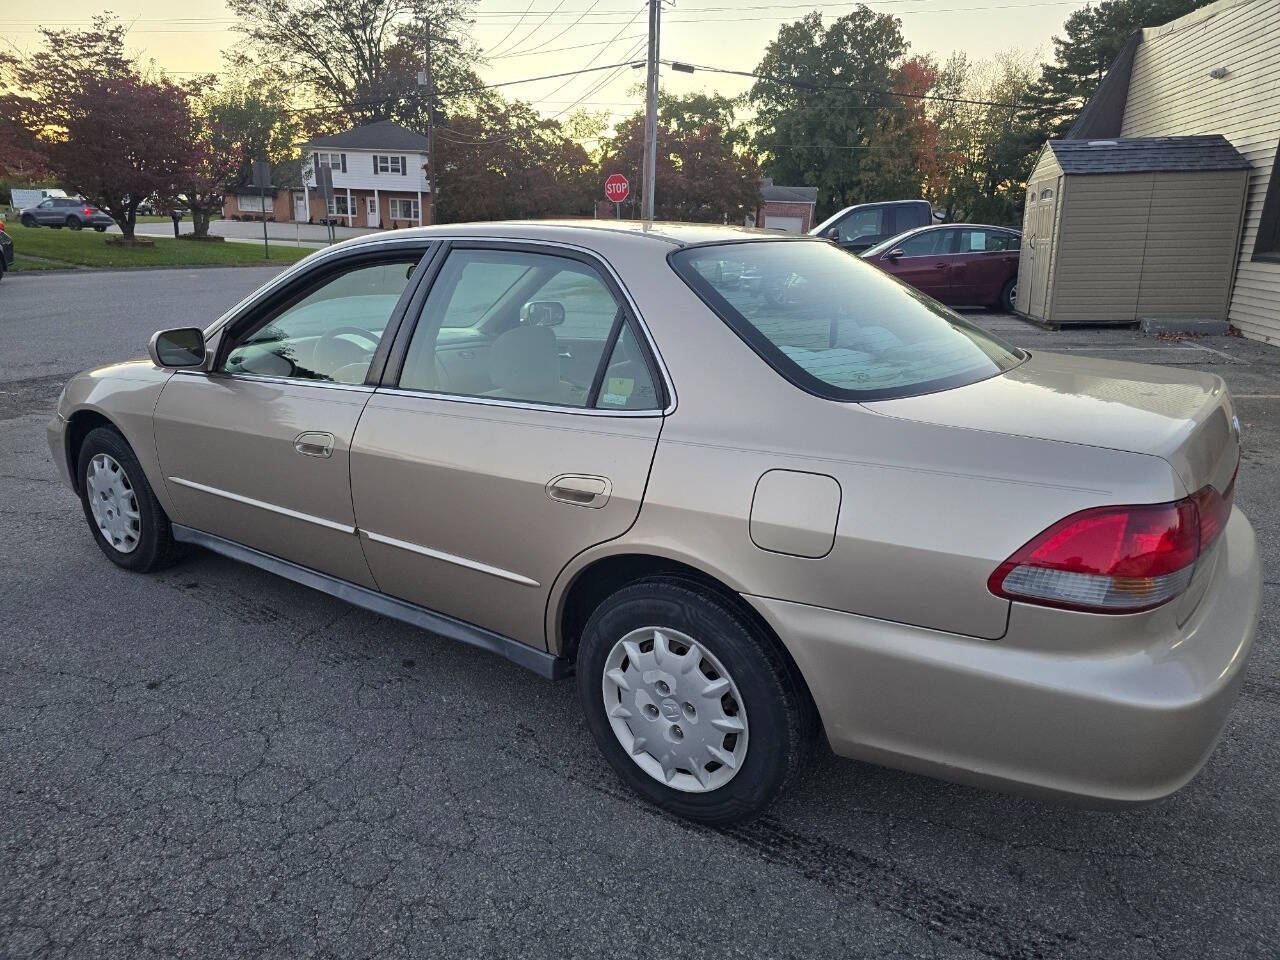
488 324 560 396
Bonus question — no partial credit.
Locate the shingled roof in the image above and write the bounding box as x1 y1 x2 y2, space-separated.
305 119 429 151
760 179 818 204
1047 135 1250 174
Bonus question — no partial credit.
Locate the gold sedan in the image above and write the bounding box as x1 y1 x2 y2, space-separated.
48 222 1260 824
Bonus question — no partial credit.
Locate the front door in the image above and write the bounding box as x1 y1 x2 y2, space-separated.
294 192 308 221
350 242 667 650
365 196 379 228
1022 181 1057 318
153 249 428 587
882 227 958 301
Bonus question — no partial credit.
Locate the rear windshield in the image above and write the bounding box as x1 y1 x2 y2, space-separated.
669 240 1023 402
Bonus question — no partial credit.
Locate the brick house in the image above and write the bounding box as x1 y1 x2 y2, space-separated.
756 179 818 232
221 119 433 228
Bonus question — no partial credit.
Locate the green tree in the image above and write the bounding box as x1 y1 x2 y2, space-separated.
434 97 595 222
225 0 484 129
597 113 760 223
1032 0 1213 136
202 80 305 192
749 8 910 218
658 91 749 149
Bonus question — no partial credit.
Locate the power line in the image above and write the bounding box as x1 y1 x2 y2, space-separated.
491 33 646 59
484 0 537 56
491 0 569 57
492 0 610 59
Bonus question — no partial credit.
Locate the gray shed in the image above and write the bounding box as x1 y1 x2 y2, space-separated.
1015 136 1250 326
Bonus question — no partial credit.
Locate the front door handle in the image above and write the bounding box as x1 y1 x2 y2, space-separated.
547 474 610 509
294 431 335 458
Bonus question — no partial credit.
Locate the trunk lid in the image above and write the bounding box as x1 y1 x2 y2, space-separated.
863 350 1240 497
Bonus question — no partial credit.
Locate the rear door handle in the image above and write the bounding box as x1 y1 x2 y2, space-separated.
547 474 610 508
294 431 335 458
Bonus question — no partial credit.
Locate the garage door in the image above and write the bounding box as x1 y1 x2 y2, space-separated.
764 215 804 233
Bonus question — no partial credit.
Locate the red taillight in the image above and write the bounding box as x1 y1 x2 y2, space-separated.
989 484 1233 613
84 206 94 217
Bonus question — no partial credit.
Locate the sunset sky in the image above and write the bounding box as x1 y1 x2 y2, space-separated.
4 0 1086 128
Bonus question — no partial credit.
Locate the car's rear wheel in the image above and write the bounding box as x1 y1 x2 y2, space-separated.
66 216 82 231
20 214 37 228
998 278 1017 313
77 426 180 572
577 578 815 824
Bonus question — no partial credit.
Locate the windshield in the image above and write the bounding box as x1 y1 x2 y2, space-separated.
669 240 1024 402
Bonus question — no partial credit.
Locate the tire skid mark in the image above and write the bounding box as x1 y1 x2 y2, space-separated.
507 724 1077 960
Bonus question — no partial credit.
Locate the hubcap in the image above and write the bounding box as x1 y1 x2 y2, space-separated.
601 626 749 793
86 453 141 554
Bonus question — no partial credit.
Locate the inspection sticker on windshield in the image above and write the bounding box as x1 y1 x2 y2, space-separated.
601 377 634 405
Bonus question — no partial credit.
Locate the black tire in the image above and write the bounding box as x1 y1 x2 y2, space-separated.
93 225 107 232
577 578 816 825
20 214 37 228
997 277 1016 313
76 426 180 572
66 216 82 231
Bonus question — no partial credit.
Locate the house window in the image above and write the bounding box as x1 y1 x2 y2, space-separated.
374 154 404 174
237 194 274 213
389 197 420 221
1254 143 1280 262
316 152 344 170
327 195 352 217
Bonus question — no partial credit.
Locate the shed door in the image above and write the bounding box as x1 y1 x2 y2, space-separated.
764 215 804 233
1023 181 1057 318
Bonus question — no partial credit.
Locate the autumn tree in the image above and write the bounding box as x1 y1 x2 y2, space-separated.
1 18 197 239
434 97 595 222
858 56 940 203
750 8 910 218
597 113 760 223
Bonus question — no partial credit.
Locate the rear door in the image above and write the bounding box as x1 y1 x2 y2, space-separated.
350 241 668 650
949 228 1019 304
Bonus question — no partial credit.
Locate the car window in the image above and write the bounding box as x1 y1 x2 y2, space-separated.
670 240 1023 402
38 199 53 208
837 207 883 244
897 229 951 257
222 258 418 385
399 247 659 410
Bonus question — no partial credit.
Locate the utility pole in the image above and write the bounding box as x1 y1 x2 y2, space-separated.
417 19 458 224
641 0 661 222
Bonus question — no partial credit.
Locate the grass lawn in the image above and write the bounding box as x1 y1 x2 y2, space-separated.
5 223 310 271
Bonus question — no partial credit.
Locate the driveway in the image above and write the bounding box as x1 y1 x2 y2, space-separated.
1 267 1277 958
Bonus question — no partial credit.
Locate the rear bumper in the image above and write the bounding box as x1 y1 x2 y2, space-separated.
746 506 1261 805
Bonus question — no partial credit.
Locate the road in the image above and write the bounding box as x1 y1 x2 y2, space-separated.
1 266 1278 959
119 219 379 248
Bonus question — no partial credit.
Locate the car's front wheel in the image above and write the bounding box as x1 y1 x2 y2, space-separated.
93 225 107 233
66 216 82 231
577 578 815 824
76 426 180 572
20 214 37 228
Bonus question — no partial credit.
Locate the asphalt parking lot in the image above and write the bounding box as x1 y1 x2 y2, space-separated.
2 266 1278 959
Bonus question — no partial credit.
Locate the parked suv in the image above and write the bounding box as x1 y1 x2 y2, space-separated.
20 197 114 232
810 199 933 253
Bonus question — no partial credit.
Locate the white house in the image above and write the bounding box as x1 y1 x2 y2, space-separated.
301 119 433 228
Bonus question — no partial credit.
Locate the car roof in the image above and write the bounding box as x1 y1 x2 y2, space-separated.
338 219 820 252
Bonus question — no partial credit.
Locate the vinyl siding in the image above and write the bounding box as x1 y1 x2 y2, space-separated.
1048 174 1152 325
1120 0 1280 342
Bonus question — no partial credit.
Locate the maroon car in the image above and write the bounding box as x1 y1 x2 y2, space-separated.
860 223 1020 312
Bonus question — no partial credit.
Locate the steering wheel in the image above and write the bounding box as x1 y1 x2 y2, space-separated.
313 325 379 379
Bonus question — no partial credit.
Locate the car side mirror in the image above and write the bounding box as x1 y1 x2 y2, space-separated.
520 301 566 327
823 227 839 240
148 327 206 368
884 248 905 260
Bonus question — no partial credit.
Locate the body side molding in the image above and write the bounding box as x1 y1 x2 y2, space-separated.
171 524 571 680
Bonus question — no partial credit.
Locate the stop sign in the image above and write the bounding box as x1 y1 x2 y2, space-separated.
604 173 629 203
